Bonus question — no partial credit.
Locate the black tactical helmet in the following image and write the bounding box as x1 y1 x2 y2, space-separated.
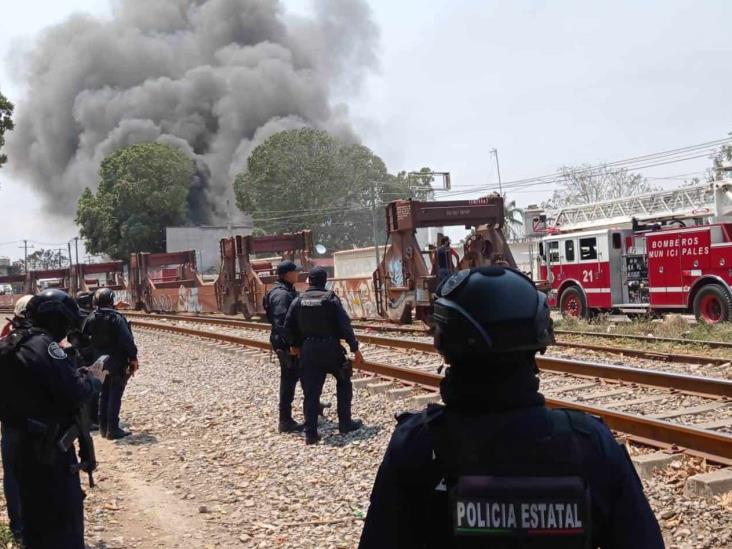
433 267 554 360
26 289 82 340
75 291 93 312
93 287 115 308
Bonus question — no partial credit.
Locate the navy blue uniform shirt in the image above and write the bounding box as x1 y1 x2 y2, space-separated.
266 281 298 350
15 331 101 419
359 405 664 549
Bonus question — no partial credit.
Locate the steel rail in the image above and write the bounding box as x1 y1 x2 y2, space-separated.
124 312 732 397
134 319 732 464
556 328 732 350
552 341 731 367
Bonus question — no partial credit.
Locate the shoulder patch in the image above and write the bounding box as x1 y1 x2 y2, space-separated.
48 341 68 360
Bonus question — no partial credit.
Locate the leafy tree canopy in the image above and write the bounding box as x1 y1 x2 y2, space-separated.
234 128 434 252
76 143 193 260
543 164 657 211
503 194 524 240
0 91 14 170
26 248 68 271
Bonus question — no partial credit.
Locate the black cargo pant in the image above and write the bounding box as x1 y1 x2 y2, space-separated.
17 438 85 549
300 338 352 437
276 349 301 422
1 423 22 537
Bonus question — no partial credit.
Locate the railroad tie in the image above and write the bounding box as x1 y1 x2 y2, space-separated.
648 401 729 420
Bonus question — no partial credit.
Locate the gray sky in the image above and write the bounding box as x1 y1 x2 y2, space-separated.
1 0 731 261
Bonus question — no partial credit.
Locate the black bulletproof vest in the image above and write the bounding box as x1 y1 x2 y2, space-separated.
0 329 65 428
85 309 119 351
429 407 593 549
298 289 337 338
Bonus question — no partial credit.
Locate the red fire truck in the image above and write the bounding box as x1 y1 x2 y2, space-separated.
538 181 732 323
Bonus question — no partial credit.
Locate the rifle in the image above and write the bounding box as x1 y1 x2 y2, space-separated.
57 408 97 488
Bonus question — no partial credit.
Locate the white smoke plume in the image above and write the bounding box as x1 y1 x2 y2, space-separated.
8 0 378 223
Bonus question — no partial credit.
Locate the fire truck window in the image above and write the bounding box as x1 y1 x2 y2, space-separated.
612 233 622 249
548 241 559 263
538 242 545 259
579 237 598 260
565 240 575 262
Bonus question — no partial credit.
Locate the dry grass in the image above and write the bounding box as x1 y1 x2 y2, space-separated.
555 314 732 343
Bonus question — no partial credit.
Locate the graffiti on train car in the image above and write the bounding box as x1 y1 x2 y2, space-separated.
147 285 219 313
327 277 378 319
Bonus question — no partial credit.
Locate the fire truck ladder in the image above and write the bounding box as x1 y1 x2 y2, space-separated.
552 182 732 232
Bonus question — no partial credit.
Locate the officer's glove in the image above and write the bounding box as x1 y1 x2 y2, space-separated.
289 346 301 357
353 350 364 366
129 359 140 376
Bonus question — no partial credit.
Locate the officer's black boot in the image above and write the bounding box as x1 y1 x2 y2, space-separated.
279 418 304 433
305 432 321 445
339 418 363 434
107 428 131 440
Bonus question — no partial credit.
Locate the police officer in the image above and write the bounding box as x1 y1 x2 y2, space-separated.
435 236 458 284
70 291 99 428
0 294 33 543
82 288 139 439
359 267 664 548
0 289 104 549
285 267 364 445
265 260 306 433
0 294 33 339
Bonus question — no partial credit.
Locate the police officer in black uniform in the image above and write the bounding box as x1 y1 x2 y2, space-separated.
285 267 364 445
265 260 306 433
0 294 33 543
69 291 99 428
0 289 104 549
359 267 664 548
82 288 138 439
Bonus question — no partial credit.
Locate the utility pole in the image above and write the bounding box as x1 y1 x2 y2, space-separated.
68 242 73 267
74 237 80 266
19 240 34 274
490 148 503 195
370 181 382 275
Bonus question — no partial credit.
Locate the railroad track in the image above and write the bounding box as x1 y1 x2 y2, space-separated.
122 311 732 368
556 328 732 351
131 316 732 465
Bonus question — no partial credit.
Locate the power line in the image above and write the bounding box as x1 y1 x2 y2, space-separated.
432 138 729 197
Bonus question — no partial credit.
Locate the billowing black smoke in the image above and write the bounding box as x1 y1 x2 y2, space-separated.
8 0 378 223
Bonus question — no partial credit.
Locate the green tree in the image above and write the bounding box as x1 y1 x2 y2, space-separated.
76 143 193 259
543 164 656 210
0 91 14 170
27 248 68 270
234 128 434 252
711 142 732 180
503 195 524 240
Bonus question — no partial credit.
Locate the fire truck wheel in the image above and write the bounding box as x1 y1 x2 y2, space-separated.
693 285 732 324
559 286 588 319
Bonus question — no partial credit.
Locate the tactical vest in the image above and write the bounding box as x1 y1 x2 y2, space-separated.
298 289 337 338
0 329 60 428
85 308 119 350
428 407 593 549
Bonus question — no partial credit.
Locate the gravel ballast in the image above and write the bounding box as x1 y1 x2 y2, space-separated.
1 330 731 547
